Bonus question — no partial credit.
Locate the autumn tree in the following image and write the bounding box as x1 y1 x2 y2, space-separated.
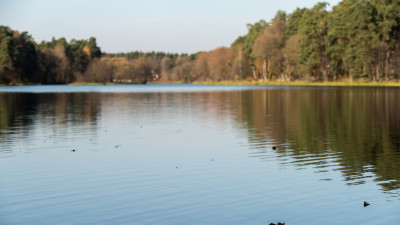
160 57 175 81
253 20 286 80
232 20 268 79
83 58 112 83
207 47 234 81
171 55 194 82
231 43 252 80
193 52 210 81
37 45 72 83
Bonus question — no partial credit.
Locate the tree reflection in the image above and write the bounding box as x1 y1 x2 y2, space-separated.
0 92 100 145
0 87 399 194
231 87 400 194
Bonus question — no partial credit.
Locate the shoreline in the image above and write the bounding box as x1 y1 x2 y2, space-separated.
2 80 400 87
193 80 400 87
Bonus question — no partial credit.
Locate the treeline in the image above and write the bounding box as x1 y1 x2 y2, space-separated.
231 0 400 82
1 0 400 84
0 26 102 84
108 51 182 60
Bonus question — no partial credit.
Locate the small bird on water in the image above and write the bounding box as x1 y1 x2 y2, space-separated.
364 201 370 207
272 146 277 150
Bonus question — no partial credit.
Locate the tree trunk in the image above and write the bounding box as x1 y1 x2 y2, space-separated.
322 68 328 81
262 59 267 81
376 65 380 81
281 73 286 81
321 59 328 81
385 51 390 81
366 63 372 81
363 63 366 77
252 67 257 80
239 51 242 79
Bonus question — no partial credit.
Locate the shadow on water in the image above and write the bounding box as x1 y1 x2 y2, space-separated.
0 86 400 195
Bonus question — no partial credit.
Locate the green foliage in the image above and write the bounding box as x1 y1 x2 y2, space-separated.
67 39 89 73
88 37 102 58
372 0 400 49
285 8 308 37
0 26 16 71
0 36 15 70
0 26 38 83
297 2 329 80
273 10 287 22
108 51 179 60
232 20 268 58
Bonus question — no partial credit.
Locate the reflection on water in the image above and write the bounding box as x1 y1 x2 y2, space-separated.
0 85 400 225
233 88 400 194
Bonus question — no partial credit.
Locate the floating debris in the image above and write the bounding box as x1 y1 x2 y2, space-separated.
272 146 277 150
114 145 121 148
71 149 76 152
319 178 333 181
269 223 285 225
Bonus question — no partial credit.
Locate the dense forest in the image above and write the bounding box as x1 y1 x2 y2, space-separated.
1 0 400 84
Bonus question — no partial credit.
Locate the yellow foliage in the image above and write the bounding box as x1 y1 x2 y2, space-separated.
100 57 131 80
82 45 91 59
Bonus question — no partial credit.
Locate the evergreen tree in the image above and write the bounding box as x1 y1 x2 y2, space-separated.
285 8 308 37
327 0 377 80
298 2 329 80
371 0 400 79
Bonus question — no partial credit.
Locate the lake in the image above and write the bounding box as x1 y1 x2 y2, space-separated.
1 84 399 225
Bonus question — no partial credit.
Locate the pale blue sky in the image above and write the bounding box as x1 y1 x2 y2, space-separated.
0 0 341 53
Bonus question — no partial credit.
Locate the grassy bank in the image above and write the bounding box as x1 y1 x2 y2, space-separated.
2 80 400 87
193 80 400 87
68 82 113 85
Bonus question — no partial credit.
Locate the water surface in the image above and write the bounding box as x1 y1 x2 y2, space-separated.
1 84 399 225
